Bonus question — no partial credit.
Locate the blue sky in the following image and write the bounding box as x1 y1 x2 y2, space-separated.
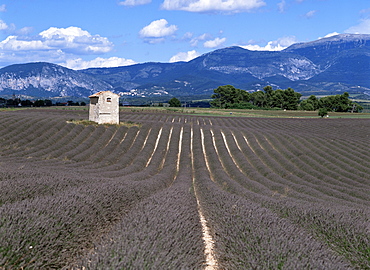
1 0 370 69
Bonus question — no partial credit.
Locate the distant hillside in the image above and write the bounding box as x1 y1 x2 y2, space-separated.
0 62 113 97
1 34 370 98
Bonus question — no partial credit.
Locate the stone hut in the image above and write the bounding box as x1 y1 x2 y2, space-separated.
89 91 120 124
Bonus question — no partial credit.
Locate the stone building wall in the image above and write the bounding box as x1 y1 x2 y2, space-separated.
89 91 120 124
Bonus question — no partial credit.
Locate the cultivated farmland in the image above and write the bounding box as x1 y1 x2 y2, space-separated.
0 108 369 269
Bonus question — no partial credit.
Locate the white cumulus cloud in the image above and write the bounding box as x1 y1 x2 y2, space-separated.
139 19 178 38
204 37 226 48
39 26 113 54
0 4 6 12
64 57 137 70
241 36 298 51
0 35 47 51
0 26 113 54
345 19 370 34
0 26 115 67
161 0 266 13
119 0 151 6
169 50 200 62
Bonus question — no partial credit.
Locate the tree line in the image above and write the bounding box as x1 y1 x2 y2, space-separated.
210 85 363 113
0 98 86 107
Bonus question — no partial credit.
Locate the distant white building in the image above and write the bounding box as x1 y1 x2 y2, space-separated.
89 91 120 124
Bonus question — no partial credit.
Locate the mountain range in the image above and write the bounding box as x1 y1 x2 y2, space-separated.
1 33 370 99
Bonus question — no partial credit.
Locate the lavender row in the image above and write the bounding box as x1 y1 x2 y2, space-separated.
246 132 369 205
73 142 204 268
194 125 369 269
0 160 178 269
190 128 353 269
270 133 369 192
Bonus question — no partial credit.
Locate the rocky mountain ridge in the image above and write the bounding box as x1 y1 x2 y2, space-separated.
1 34 369 98
0 62 112 97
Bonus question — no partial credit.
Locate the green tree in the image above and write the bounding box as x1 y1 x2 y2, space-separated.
308 95 319 110
210 85 250 108
168 97 181 107
254 86 301 110
350 103 363 113
211 85 302 110
34 100 45 107
337 92 351 112
299 100 315 111
318 107 328 117
300 95 319 111
318 92 354 112
281 88 302 110
250 91 266 107
263 85 274 107
20 99 33 107
270 89 285 109
299 95 318 111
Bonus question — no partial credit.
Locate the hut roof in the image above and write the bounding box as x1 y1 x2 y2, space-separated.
89 91 119 98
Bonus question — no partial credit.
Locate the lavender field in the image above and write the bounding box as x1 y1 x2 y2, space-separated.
0 108 369 269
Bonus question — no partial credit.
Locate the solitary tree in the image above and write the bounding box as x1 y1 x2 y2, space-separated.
318 107 328 118
169 97 181 107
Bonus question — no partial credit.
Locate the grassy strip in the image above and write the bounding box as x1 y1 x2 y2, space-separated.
120 106 370 119
67 119 142 128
